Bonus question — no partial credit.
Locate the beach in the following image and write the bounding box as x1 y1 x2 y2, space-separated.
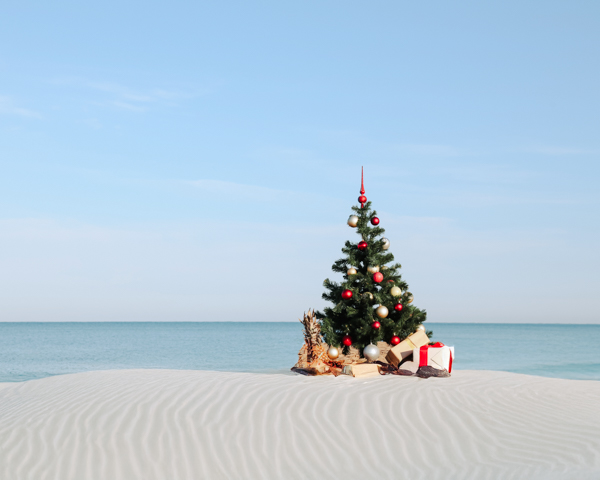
1 369 599 479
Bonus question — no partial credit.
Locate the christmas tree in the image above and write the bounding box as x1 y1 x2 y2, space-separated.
318 169 430 357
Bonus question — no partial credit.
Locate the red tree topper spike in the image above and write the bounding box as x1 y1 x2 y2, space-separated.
360 166 365 194
359 166 366 208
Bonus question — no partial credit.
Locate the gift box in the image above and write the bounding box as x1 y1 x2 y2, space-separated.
385 330 429 367
414 342 454 372
341 363 381 378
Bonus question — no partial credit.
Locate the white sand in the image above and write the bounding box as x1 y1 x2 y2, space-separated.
0 370 599 480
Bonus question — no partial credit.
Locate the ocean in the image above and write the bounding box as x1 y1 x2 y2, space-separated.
0 322 598 382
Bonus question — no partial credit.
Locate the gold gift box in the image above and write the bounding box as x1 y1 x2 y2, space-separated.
341 363 381 378
385 330 429 367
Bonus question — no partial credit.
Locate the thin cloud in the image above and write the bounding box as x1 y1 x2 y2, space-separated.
391 143 466 157
51 77 205 113
186 179 295 202
525 146 600 155
0 96 42 119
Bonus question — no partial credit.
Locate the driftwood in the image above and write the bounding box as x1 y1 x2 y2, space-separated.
293 310 341 375
416 366 451 378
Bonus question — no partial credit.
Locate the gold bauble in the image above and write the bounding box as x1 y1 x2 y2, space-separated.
363 292 374 301
347 267 357 275
407 293 414 304
347 215 359 227
327 347 340 359
390 286 402 297
416 325 425 332
376 305 389 318
367 265 380 274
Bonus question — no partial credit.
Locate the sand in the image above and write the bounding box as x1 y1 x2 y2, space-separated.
0 369 599 480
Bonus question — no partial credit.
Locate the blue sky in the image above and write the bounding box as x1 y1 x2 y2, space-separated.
1 1 599 322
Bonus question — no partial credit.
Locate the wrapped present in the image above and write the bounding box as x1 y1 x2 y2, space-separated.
341 363 381 378
385 330 429 367
414 342 454 372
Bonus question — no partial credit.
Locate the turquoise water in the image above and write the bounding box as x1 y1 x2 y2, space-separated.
0 323 598 382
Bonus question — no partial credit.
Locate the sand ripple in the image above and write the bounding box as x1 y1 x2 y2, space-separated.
0 370 599 479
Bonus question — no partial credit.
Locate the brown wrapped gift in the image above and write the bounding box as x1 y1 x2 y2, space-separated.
341 363 381 378
385 330 429 367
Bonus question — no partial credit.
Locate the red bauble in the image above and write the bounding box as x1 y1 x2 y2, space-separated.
372 321 381 329
342 335 352 346
394 303 403 312
371 217 380 225
390 336 401 345
341 289 353 299
373 272 384 283
358 195 367 204
357 241 368 251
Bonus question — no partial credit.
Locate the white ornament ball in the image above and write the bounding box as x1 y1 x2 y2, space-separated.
327 346 340 359
347 267 357 276
390 286 402 297
376 305 389 318
347 215 359 227
367 265 380 274
382 238 390 250
363 343 380 362
416 325 425 332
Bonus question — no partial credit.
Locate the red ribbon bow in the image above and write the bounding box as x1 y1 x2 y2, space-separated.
419 342 453 373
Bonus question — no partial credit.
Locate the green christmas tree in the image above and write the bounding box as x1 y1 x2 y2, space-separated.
317 170 430 356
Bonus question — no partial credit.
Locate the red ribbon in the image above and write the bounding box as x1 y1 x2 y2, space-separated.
419 342 453 373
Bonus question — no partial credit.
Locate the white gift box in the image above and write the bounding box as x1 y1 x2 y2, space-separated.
413 343 454 372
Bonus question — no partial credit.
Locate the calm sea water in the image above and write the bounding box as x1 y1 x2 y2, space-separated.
0 323 598 382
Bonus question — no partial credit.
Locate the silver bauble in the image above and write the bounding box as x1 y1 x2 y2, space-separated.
347 215 359 227
376 305 389 318
327 346 340 360
390 286 402 297
363 343 380 362
367 265 380 274
416 324 425 332
347 267 357 276
382 238 390 250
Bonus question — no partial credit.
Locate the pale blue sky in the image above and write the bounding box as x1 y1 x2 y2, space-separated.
1 1 599 322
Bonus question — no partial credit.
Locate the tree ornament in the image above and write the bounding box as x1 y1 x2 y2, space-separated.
373 272 384 283
390 336 401 345
371 217 380 225
390 286 402 297
362 292 374 301
394 303 403 312
415 324 425 332
327 346 340 359
387 280 394 284
347 267 357 276
407 293 414 304
357 241 368 251
341 289 353 299
358 195 367 204
342 335 352 346
367 265 380 274
347 215 359 228
376 305 389 318
363 343 380 362
382 238 390 250
371 320 381 329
